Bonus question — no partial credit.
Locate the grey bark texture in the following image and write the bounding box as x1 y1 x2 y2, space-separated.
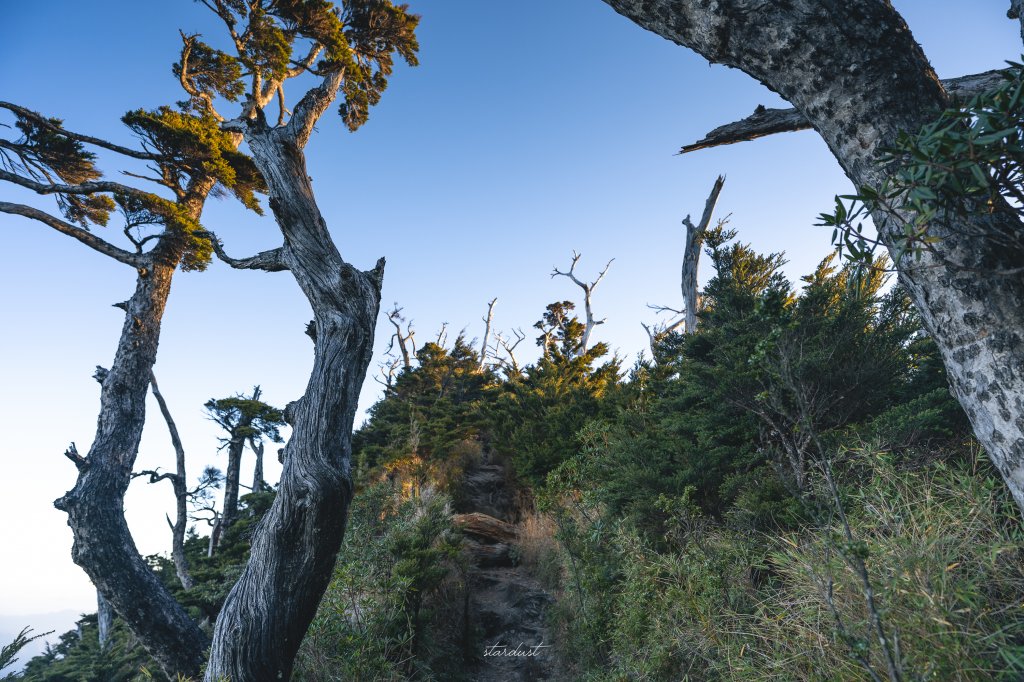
55 246 210 677
601 0 1024 514
96 590 114 651
204 106 383 681
681 175 724 334
679 70 1005 154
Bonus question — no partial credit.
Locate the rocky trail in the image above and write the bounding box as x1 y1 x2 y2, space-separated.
453 456 558 681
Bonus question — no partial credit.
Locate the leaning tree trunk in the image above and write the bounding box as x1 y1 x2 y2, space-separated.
601 0 1024 514
54 243 209 676
204 120 383 681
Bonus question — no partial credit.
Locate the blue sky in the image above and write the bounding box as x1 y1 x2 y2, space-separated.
0 0 1018 622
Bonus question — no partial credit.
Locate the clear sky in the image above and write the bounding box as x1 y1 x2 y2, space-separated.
0 0 1018 623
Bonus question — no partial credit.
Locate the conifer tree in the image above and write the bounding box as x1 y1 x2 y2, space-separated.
0 92 263 674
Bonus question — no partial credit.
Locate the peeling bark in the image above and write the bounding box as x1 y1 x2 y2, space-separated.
204 116 383 681
601 0 1024 514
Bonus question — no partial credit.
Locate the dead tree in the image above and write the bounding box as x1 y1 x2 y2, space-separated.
600 0 1024 516
146 372 194 590
492 328 526 376
680 175 725 333
479 297 498 370
385 304 417 370
644 176 725 353
97 591 114 651
552 251 614 355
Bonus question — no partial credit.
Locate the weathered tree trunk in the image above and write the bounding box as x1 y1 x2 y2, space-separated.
251 437 266 492
221 434 246 532
479 297 497 370
204 117 383 681
96 590 114 651
601 0 1024 515
150 372 195 590
55 244 209 676
681 175 724 334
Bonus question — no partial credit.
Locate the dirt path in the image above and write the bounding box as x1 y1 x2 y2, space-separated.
456 457 558 681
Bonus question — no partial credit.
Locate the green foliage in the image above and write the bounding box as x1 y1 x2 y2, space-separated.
183 0 420 132
122 108 265 213
3 112 115 227
546 452 1024 681
2 628 50 680
353 335 494 478
19 616 161 682
204 387 285 444
820 60 1024 273
489 301 621 486
295 483 466 681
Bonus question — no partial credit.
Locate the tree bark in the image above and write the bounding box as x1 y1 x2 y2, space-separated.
600 0 1024 514
221 434 246 533
54 247 209 677
681 175 724 334
479 297 497 371
96 590 114 651
204 119 383 681
678 70 1005 154
251 437 266 492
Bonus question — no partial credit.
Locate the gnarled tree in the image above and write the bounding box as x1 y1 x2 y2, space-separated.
0 96 262 675
184 1 420 679
600 0 1024 514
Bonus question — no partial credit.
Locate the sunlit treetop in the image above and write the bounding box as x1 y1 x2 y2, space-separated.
178 0 420 131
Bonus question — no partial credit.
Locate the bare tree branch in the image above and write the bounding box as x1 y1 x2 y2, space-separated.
0 201 146 267
552 251 614 354
0 168 157 203
679 70 1005 154
201 231 288 272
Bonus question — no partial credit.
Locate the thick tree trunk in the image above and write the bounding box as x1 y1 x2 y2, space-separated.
54 250 208 676
601 0 1024 514
204 123 383 681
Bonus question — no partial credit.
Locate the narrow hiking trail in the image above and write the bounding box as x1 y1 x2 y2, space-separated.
454 456 559 681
